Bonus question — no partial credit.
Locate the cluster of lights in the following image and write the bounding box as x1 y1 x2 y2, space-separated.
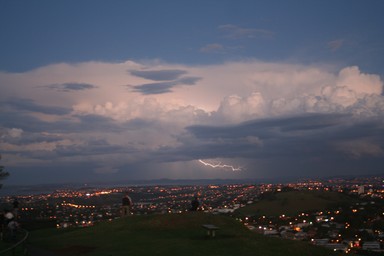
345 222 350 229
21 207 34 211
61 202 96 209
6 179 384 254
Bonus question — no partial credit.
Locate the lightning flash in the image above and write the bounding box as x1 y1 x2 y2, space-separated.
198 159 242 171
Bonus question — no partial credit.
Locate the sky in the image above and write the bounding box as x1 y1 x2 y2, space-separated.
1 0 384 185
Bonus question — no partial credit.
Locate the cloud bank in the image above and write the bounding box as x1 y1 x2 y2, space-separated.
0 59 383 184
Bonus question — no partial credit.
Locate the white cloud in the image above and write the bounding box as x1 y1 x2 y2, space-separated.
335 66 382 96
216 92 266 122
2 60 382 125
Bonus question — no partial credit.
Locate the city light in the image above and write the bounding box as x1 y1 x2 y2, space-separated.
2 175 384 254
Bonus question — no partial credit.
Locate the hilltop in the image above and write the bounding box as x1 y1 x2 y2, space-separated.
29 212 336 256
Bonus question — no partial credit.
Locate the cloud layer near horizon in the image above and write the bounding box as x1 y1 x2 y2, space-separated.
1 59 383 183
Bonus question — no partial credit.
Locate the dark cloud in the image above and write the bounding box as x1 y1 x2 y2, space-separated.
121 118 158 130
3 106 383 183
0 118 137 162
131 76 201 95
1 98 71 115
130 69 187 81
0 110 45 132
160 113 384 177
131 81 176 94
5 163 107 185
265 114 350 132
0 106 126 135
45 83 97 92
128 68 201 95
1 130 62 145
178 76 201 85
188 113 350 140
75 114 125 132
11 113 125 134
54 139 133 158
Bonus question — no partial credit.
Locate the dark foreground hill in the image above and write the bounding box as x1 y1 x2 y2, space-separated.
29 212 337 256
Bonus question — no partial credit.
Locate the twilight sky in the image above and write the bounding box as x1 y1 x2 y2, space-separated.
1 1 384 185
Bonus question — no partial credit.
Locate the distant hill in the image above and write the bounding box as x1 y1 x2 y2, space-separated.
29 212 336 256
236 190 359 217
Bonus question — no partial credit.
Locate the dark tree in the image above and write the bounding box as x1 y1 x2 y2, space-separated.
0 154 10 188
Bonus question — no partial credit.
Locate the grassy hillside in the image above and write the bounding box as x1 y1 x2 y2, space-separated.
237 190 358 217
29 212 337 256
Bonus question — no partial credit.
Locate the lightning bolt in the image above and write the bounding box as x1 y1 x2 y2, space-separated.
198 159 242 171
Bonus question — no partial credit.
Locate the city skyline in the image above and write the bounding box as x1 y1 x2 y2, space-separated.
1 1 384 185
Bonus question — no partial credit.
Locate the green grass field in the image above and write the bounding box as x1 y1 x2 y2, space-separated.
237 190 358 217
0 229 29 255
29 212 337 256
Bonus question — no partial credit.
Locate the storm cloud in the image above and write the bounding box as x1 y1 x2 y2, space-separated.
1 59 383 184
